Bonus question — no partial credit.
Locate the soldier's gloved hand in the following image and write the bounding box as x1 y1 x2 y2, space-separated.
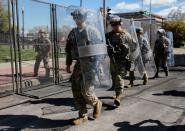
66 65 71 73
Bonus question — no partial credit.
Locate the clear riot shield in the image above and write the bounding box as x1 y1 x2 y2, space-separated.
166 31 174 66
143 32 157 77
128 20 145 78
66 7 111 88
121 18 130 31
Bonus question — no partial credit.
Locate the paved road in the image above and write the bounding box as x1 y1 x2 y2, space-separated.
68 71 185 131
0 71 185 131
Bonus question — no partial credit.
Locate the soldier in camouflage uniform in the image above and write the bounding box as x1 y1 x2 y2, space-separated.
153 29 170 78
129 27 149 86
106 15 135 106
65 8 102 125
33 29 51 77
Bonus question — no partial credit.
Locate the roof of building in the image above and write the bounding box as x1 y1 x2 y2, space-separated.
114 11 166 23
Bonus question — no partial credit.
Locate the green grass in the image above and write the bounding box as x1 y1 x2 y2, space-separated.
0 45 12 63
0 45 65 63
0 45 36 63
21 48 36 61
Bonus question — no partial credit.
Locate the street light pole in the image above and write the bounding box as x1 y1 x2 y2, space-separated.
103 0 106 31
150 0 152 16
141 0 143 11
22 6 25 49
80 0 82 7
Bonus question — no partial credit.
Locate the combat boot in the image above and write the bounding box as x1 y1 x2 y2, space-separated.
143 73 148 85
34 63 40 77
73 116 88 125
164 67 169 77
128 81 134 88
153 72 159 79
93 100 102 118
114 92 121 106
114 95 121 106
128 71 135 87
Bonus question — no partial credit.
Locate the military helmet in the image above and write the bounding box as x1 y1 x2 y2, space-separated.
109 15 122 25
157 29 166 35
71 8 87 21
136 27 143 34
38 29 46 34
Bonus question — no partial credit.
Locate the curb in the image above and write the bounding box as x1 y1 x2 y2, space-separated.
22 78 40 88
0 78 40 95
0 74 71 95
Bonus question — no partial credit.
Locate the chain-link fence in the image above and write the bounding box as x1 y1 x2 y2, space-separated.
0 0 75 96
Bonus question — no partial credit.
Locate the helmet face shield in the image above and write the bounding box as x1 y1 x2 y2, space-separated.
72 14 86 21
110 22 121 27
71 9 87 21
109 15 122 25
157 29 165 36
38 29 47 38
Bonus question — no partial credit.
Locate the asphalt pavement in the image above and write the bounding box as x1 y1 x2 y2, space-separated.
0 69 185 131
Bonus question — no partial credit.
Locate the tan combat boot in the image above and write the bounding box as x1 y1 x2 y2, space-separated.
93 100 102 118
143 73 148 85
73 116 88 125
114 95 121 106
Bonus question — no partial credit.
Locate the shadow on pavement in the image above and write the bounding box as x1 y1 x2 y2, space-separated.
98 96 114 100
29 97 75 107
114 119 185 131
0 114 73 130
153 90 185 97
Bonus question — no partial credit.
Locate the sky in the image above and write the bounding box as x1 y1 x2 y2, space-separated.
44 0 185 16
14 0 185 32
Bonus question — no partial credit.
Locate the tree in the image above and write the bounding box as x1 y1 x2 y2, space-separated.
0 1 9 33
163 20 185 48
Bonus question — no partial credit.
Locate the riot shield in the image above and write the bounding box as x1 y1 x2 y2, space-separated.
166 31 174 66
128 20 145 79
142 32 157 77
66 7 111 88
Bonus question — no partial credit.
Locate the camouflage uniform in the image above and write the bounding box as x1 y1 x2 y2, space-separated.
33 35 51 77
154 29 170 77
138 36 150 65
106 30 134 96
130 28 150 85
65 24 102 120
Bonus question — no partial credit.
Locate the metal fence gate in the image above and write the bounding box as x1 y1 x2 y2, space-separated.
0 0 72 96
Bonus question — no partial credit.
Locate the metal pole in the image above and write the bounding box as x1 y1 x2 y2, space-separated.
22 6 25 49
8 0 15 92
50 4 55 82
103 0 106 31
51 4 59 84
80 0 82 7
149 0 152 44
15 0 23 93
11 0 19 93
150 0 152 18
142 0 143 11
54 4 59 84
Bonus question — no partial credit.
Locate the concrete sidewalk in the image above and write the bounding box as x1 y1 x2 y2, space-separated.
0 48 184 94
